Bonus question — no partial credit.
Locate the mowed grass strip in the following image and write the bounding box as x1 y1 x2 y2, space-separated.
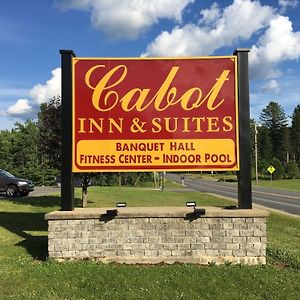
253 178 300 191
189 173 300 191
0 185 299 299
74 185 235 207
0 260 298 300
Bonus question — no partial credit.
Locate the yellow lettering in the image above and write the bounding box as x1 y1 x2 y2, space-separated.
192 117 205 132
222 116 233 131
119 66 180 112
85 65 127 111
165 117 178 133
152 118 162 133
89 118 103 133
182 117 190 132
192 70 230 110
78 118 86 133
109 118 123 133
151 67 179 111
179 88 202 110
121 88 150 111
207 117 220 132
84 65 231 113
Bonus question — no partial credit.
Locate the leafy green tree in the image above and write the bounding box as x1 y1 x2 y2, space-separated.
0 130 13 171
9 121 43 183
270 157 284 180
284 161 299 179
37 96 61 170
259 101 288 162
291 104 300 162
258 159 270 176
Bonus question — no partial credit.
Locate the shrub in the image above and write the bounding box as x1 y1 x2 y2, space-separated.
270 158 284 180
258 159 270 175
284 161 299 179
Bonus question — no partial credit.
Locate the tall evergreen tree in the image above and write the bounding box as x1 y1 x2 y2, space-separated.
249 119 256 166
280 126 291 162
291 104 300 162
257 125 272 162
259 101 288 162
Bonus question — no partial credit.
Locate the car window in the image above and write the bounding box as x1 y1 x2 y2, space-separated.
0 170 15 178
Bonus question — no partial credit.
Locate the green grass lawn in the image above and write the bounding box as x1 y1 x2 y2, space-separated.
75 185 235 207
253 178 300 191
192 172 300 191
0 186 299 299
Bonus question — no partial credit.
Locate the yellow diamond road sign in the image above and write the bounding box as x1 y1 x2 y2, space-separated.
267 165 276 174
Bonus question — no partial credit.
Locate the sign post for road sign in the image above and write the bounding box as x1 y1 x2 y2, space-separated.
267 165 276 186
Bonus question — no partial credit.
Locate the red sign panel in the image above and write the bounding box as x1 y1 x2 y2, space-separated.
72 57 239 172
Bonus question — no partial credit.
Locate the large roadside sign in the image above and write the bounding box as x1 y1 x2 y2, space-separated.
72 57 239 172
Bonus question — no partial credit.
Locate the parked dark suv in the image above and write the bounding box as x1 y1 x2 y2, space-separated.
0 169 34 197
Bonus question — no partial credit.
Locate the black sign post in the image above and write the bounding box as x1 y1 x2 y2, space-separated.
234 48 252 209
60 50 76 211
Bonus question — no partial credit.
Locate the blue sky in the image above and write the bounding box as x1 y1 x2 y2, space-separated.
1 0 300 130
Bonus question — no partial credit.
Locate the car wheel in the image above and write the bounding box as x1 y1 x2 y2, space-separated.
20 191 29 197
6 185 19 197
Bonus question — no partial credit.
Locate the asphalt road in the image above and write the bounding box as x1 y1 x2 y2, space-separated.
166 173 300 217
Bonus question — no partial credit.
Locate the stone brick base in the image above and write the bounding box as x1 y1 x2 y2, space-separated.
45 207 268 265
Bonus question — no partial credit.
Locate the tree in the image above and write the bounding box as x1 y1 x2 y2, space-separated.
249 119 256 167
10 121 44 183
0 130 13 171
270 158 284 180
291 104 300 162
259 101 288 161
281 126 292 162
284 161 299 179
37 96 62 170
257 126 272 162
79 173 93 208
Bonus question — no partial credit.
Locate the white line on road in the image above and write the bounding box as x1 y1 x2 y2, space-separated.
253 197 300 208
187 179 300 201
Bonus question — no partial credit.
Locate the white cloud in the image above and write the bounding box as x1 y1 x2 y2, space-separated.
29 68 61 105
59 0 193 40
7 99 32 116
260 79 281 94
143 0 274 56
198 3 221 27
143 0 300 82
6 68 61 118
249 15 300 79
279 0 298 12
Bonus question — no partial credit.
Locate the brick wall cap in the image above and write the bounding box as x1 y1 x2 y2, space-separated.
45 207 269 220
